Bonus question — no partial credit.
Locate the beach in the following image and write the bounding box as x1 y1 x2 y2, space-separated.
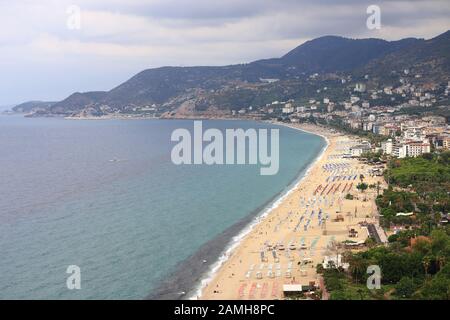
199 123 386 300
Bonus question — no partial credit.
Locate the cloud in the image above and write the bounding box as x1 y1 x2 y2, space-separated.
0 0 449 105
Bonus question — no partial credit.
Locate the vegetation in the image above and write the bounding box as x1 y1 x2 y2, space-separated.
361 151 383 163
323 151 450 300
323 229 450 299
378 151 450 227
356 182 368 192
319 117 388 145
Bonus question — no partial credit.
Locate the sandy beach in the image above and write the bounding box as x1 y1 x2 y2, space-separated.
200 123 386 300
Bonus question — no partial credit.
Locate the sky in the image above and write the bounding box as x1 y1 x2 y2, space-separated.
0 0 449 106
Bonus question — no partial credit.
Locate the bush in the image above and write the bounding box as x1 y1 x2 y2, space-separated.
395 277 420 298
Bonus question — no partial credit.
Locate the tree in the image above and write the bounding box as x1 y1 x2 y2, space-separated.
357 183 368 192
419 264 450 299
395 277 418 298
347 255 368 284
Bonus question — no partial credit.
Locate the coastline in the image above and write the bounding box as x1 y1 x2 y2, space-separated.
199 123 384 300
9 114 382 300
186 123 329 300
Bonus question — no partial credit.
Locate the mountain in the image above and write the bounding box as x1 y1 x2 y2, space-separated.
277 35 422 72
33 30 450 116
361 30 450 82
50 92 106 115
12 101 57 113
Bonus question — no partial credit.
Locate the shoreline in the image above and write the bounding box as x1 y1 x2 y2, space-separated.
187 123 329 300
200 123 383 300
8 114 380 300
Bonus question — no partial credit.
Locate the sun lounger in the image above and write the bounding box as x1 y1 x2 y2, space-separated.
249 283 257 299
238 283 247 299
260 283 268 299
271 282 279 298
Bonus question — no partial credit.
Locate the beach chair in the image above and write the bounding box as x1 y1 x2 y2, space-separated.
249 283 257 299
271 282 279 298
260 283 268 299
238 283 247 299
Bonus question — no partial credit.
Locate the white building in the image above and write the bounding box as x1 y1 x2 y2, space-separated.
323 254 349 270
350 143 371 157
404 140 431 157
381 139 394 155
384 87 393 95
403 127 424 140
282 103 295 114
355 83 366 93
350 96 360 104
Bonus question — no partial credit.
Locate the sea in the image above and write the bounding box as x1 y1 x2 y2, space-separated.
0 115 325 299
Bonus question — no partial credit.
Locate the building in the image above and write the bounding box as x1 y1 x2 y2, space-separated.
404 140 431 157
322 254 349 270
350 143 372 157
434 135 450 150
355 83 366 93
381 139 394 155
350 96 360 104
363 122 374 132
402 126 424 140
282 103 295 114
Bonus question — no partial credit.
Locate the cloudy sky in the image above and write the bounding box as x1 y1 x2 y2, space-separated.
1 0 449 106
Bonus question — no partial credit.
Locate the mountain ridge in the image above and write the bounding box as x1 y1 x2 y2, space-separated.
18 30 450 116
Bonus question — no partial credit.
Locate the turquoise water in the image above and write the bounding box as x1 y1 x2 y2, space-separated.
0 116 325 299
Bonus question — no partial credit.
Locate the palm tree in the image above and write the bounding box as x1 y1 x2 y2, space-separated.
348 256 366 284
422 255 432 277
436 254 446 271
